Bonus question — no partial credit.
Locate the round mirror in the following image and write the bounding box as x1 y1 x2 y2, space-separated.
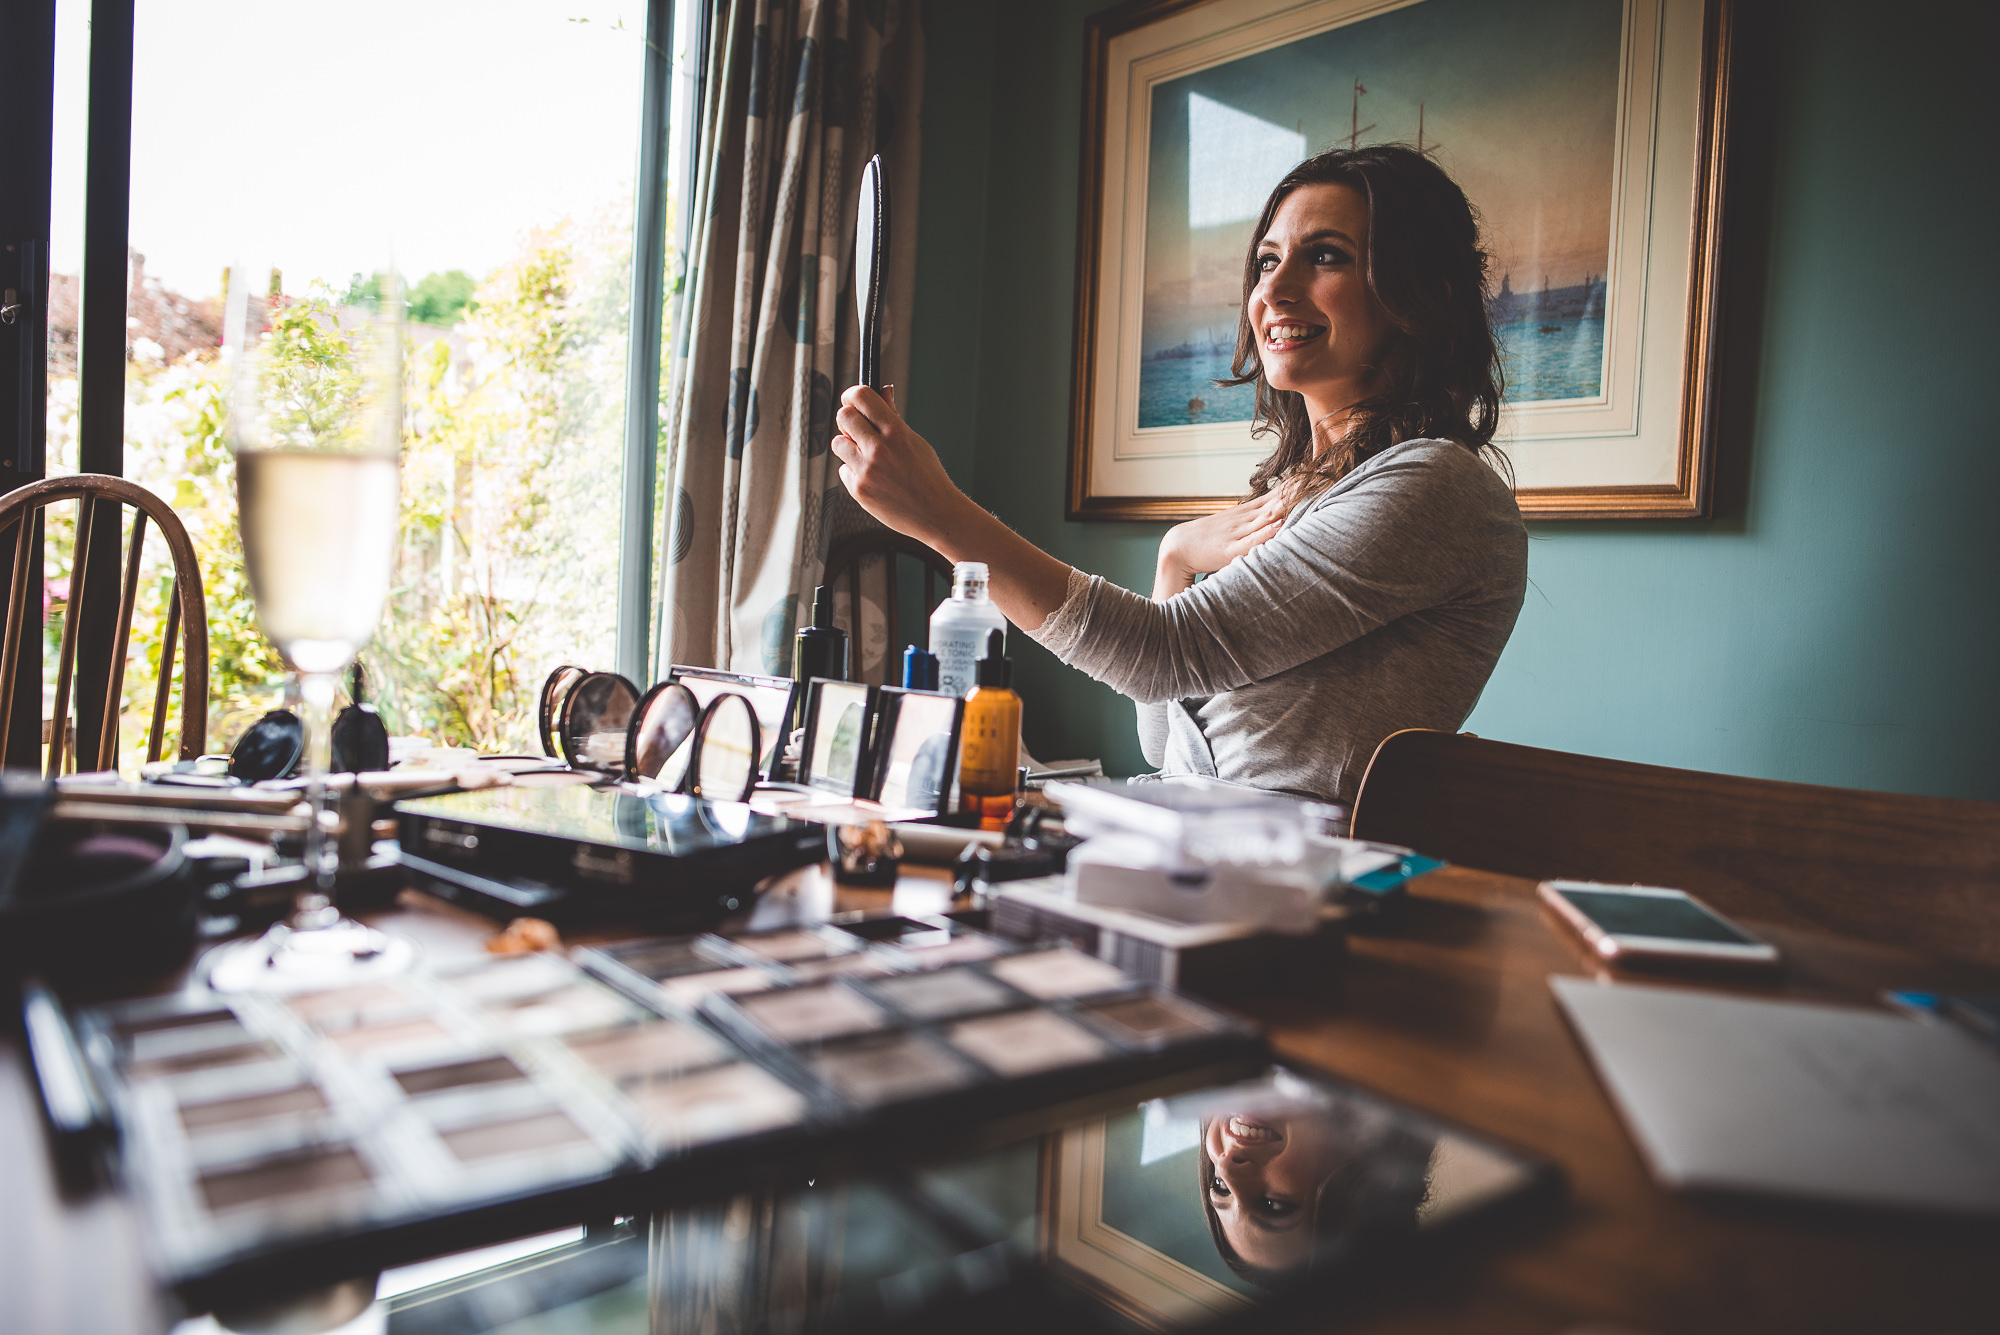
627 681 701 781
688 693 761 803
538 665 588 757
560 671 641 772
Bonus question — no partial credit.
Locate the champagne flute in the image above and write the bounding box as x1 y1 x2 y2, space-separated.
207 263 416 992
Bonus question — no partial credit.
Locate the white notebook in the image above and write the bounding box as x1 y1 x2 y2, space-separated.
1551 975 2000 1216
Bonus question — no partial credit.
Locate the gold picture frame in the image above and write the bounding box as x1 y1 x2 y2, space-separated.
1067 0 1732 521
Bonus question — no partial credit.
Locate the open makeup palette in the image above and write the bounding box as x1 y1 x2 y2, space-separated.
72 916 1264 1300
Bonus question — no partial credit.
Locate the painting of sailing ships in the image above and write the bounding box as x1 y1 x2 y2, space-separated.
1137 0 1625 429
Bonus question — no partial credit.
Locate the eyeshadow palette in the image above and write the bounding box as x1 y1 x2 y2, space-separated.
74 915 1266 1302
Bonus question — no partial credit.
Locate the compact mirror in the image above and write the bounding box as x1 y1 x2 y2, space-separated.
854 153 889 391
559 671 641 772
669 666 797 782
539 664 588 758
801 680 875 797
628 681 701 782
871 687 962 815
688 693 761 803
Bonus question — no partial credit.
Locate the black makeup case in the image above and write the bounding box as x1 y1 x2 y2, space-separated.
395 785 825 927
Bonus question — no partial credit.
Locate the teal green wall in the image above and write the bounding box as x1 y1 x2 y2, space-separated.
911 0 2000 801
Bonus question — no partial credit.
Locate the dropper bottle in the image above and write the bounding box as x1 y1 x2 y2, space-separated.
957 629 1021 830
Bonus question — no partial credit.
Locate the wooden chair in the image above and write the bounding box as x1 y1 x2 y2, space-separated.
0 474 209 774
1349 729 2000 968
822 531 953 685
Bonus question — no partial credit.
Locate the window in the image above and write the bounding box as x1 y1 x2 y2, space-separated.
27 0 684 766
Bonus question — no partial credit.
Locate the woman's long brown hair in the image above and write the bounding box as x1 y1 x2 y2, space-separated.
1221 145 1509 499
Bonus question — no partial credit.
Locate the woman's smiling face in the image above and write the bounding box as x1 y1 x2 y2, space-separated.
1204 1110 1343 1275
1248 182 1391 431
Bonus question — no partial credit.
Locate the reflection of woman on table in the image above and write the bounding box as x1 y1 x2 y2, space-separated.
1198 1104 1433 1287
831 146 1526 805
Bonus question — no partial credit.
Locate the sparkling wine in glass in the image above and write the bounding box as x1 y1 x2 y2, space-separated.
207 264 416 992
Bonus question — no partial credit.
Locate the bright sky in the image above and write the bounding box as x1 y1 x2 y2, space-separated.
51 0 669 298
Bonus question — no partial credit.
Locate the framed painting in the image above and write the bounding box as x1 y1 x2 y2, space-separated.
1067 0 1732 520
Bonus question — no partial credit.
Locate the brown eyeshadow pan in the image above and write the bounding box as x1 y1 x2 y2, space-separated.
127 1037 280 1078
624 1062 808 1147
439 1110 590 1162
901 937 1001 968
115 1008 238 1037
735 984 887 1045
126 1017 249 1063
785 953 898 983
485 984 635 1037
393 1053 527 1096
198 1145 371 1213
608 940 714 979
564 1020 730 1079
988 949 1131 1000
731 930 843 963
326 1015 451 1055
657 967 776 1007
805 1032 973 1107
1077 993 1216 1045
179 1083 328 1132
285 982 416 1025
947 1010 1113 1077
867 967 1016 1021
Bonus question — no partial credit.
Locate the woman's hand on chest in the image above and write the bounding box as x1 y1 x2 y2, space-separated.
1153 491 1290 600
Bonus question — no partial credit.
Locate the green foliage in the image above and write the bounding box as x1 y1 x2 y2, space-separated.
406 270 477 329
47 209 635 772
371 219 628 753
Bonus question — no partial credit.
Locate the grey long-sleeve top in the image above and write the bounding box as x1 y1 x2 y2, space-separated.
1027 438 1527 806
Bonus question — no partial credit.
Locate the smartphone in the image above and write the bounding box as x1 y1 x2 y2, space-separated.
1538 880 1780 970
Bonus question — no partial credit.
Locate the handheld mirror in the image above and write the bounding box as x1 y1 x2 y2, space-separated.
559 671 641 773
854 153 889 392
538 664 588 758
688 693 761 804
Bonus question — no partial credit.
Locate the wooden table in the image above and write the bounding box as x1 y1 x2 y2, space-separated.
3 862 1996 1335
1252 866 2000 1335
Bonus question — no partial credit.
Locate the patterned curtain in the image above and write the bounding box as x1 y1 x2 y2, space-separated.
654 0 923 679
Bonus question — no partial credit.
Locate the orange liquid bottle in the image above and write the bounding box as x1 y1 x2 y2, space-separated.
958 629 1020 830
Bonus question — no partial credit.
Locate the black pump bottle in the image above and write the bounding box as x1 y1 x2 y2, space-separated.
793 584 850 686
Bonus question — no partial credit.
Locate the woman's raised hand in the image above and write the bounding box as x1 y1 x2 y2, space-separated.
830 385 966 547
1154 490 1289 600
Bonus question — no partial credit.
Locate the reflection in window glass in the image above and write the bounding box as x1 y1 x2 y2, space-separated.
65 0 651 763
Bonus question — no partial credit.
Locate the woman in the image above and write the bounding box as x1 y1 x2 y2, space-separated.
830 145 1526 806
1198 1099 1436 1288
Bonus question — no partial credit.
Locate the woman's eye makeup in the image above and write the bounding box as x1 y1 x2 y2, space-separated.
1210 1174 1231 1197
1257 1197 1300 1219
1256 245 1351 272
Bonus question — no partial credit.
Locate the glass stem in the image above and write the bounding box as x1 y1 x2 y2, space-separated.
292 669 339 929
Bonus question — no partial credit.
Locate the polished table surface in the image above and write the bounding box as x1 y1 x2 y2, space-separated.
5 861 1997 1335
